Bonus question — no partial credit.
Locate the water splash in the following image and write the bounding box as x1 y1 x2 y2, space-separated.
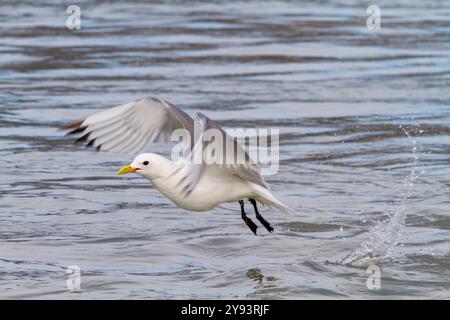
339 124 422 267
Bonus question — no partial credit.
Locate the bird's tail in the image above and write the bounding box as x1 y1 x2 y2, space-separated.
252 184 295 214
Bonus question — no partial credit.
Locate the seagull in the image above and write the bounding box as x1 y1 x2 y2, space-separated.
61 96 291 234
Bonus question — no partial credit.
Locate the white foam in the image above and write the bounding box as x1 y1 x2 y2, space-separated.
339 125 421 268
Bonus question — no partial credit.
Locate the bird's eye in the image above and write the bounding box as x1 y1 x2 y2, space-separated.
143 161 149 166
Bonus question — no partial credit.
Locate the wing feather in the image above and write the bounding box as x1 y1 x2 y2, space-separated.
61 96 267 191
61 96 194 153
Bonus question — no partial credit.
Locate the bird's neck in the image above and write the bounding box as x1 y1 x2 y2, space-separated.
141 157 181 204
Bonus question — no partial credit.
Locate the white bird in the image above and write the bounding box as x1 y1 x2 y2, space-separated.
61 96 291 234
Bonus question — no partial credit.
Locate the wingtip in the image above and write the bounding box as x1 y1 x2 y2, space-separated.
75 132 91 144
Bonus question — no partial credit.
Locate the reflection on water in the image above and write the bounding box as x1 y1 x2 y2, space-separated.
0 1 449 299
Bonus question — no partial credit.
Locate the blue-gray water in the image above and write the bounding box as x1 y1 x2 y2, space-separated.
0 0 449 299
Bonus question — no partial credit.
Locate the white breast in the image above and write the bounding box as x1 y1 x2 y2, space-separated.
151 166 255 211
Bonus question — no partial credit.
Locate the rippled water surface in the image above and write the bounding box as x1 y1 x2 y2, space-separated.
1 0 449 299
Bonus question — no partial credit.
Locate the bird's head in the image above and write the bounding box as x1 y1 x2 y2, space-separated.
117 153 169 180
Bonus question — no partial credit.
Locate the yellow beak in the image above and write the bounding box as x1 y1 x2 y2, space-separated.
117 164 137 175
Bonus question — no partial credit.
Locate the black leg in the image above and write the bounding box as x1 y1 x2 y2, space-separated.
239 200 257 235
249 199 274 233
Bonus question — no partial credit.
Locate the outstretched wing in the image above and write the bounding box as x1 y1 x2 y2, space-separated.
196 112 268 189
61 96 268 192
173 112 268 194
60 96 194 154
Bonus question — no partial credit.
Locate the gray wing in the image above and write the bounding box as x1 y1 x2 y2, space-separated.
61 96 194 154
61 97 267 192
197 112 268 189
173 112 268 194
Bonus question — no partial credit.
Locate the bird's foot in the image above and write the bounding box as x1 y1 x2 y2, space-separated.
256 214 274 233
242 215 258 235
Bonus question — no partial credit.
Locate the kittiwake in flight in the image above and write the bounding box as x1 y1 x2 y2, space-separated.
61 96 291 235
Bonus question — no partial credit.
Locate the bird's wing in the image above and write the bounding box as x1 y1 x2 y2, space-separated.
61 96 267 192
197 112 269 189
173 112 268 195
60 96 194 154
